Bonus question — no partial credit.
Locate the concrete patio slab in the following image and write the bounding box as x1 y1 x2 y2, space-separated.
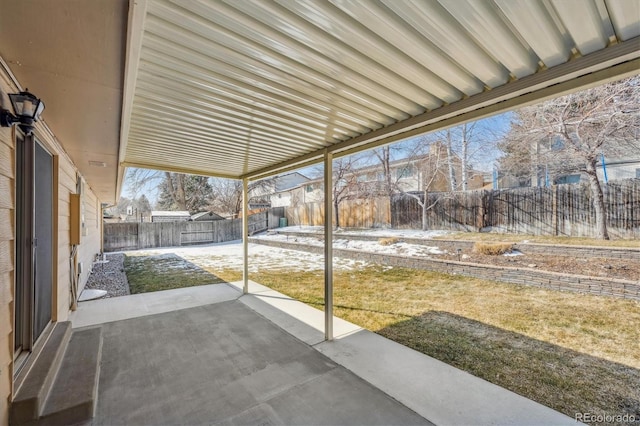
232 283 576 426
316 331 576 426
229 281 362 345
90 300 430 426
70 283 240 328
72 283 577 425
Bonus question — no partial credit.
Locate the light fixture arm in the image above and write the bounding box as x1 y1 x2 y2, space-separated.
0 109 18 128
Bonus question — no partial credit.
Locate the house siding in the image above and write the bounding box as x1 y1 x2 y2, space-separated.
1 71 102 422
77 187 101 297
46 133 102 321
0 123 14 426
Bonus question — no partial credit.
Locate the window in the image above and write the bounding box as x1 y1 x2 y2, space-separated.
636 168 640 178
305 184 314 192
397 165 415 179
550 136 565 151
556 174 581 184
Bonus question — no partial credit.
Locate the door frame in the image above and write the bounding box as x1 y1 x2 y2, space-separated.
13 131 34 364
13 131 55 371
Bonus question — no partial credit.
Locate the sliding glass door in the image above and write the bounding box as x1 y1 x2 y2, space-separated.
14 133 53 357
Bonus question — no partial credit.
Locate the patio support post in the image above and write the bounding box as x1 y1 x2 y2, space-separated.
242 177 249 294
324 150 334 341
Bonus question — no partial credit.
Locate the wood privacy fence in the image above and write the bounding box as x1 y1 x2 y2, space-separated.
285 197 390 228
391 179 640 238
285 180 639 238
104 208 286 251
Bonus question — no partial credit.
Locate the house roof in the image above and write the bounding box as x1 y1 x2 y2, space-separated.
191 211 225 221
151 210 190 217
272 172 311 192
2 1 638 203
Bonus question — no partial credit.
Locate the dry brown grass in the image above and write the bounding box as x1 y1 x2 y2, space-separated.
378 237 400 246
473 242 514 255
210 264 640 425
436 232 640 248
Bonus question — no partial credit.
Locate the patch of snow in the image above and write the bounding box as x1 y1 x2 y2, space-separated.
122 227 455 274
503 250 524 257
276 226 451 240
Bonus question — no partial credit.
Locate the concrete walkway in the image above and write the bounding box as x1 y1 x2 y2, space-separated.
71 283 577 426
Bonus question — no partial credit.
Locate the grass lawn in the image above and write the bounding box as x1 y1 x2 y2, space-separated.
124 252 227 293
212 265 640 425
436 231 640 248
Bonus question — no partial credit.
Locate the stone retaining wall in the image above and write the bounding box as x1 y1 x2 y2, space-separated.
250 237 640 301
272 230 640 260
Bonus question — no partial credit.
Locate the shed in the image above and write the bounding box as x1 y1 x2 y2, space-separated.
191 211 226 221
150 211 191 223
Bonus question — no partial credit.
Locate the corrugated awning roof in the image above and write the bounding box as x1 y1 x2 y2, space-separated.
119 0 640 185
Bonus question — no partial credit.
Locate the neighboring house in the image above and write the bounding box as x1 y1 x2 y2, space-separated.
271 181 324 208
191 211 225 221
553 158 640 186
151 210 191 222
249 172 311 208
596 158 640 182
346 144 484 196
270 146 484 208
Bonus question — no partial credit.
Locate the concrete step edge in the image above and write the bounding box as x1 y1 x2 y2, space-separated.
10 322 73 425
39 327 103 425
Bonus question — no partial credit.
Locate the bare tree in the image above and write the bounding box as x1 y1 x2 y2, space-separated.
157 172 214 213
369 142 426 197
209 179 242 218
372 145 394 197
436 121 501 191
445 129 457 191
499 76 640 239
209 177 277 218
460 123 469 190
396 139 452 230
331 156 366 228
123 168 164 199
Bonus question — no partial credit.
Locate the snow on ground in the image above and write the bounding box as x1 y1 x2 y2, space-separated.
252 233 445 256
124 241 370 272
121 227 452 273
274 226 451 239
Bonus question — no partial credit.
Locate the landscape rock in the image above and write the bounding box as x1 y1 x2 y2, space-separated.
83 253 130 298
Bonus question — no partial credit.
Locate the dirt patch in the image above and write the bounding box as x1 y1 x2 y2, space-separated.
440 249 639 281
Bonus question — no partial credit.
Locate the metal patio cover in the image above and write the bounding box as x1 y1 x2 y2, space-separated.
120 0 640 185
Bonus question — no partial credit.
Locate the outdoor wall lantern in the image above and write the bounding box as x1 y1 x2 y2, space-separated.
0 89 45 134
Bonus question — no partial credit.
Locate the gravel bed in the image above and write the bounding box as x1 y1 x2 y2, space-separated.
83 253 130 298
